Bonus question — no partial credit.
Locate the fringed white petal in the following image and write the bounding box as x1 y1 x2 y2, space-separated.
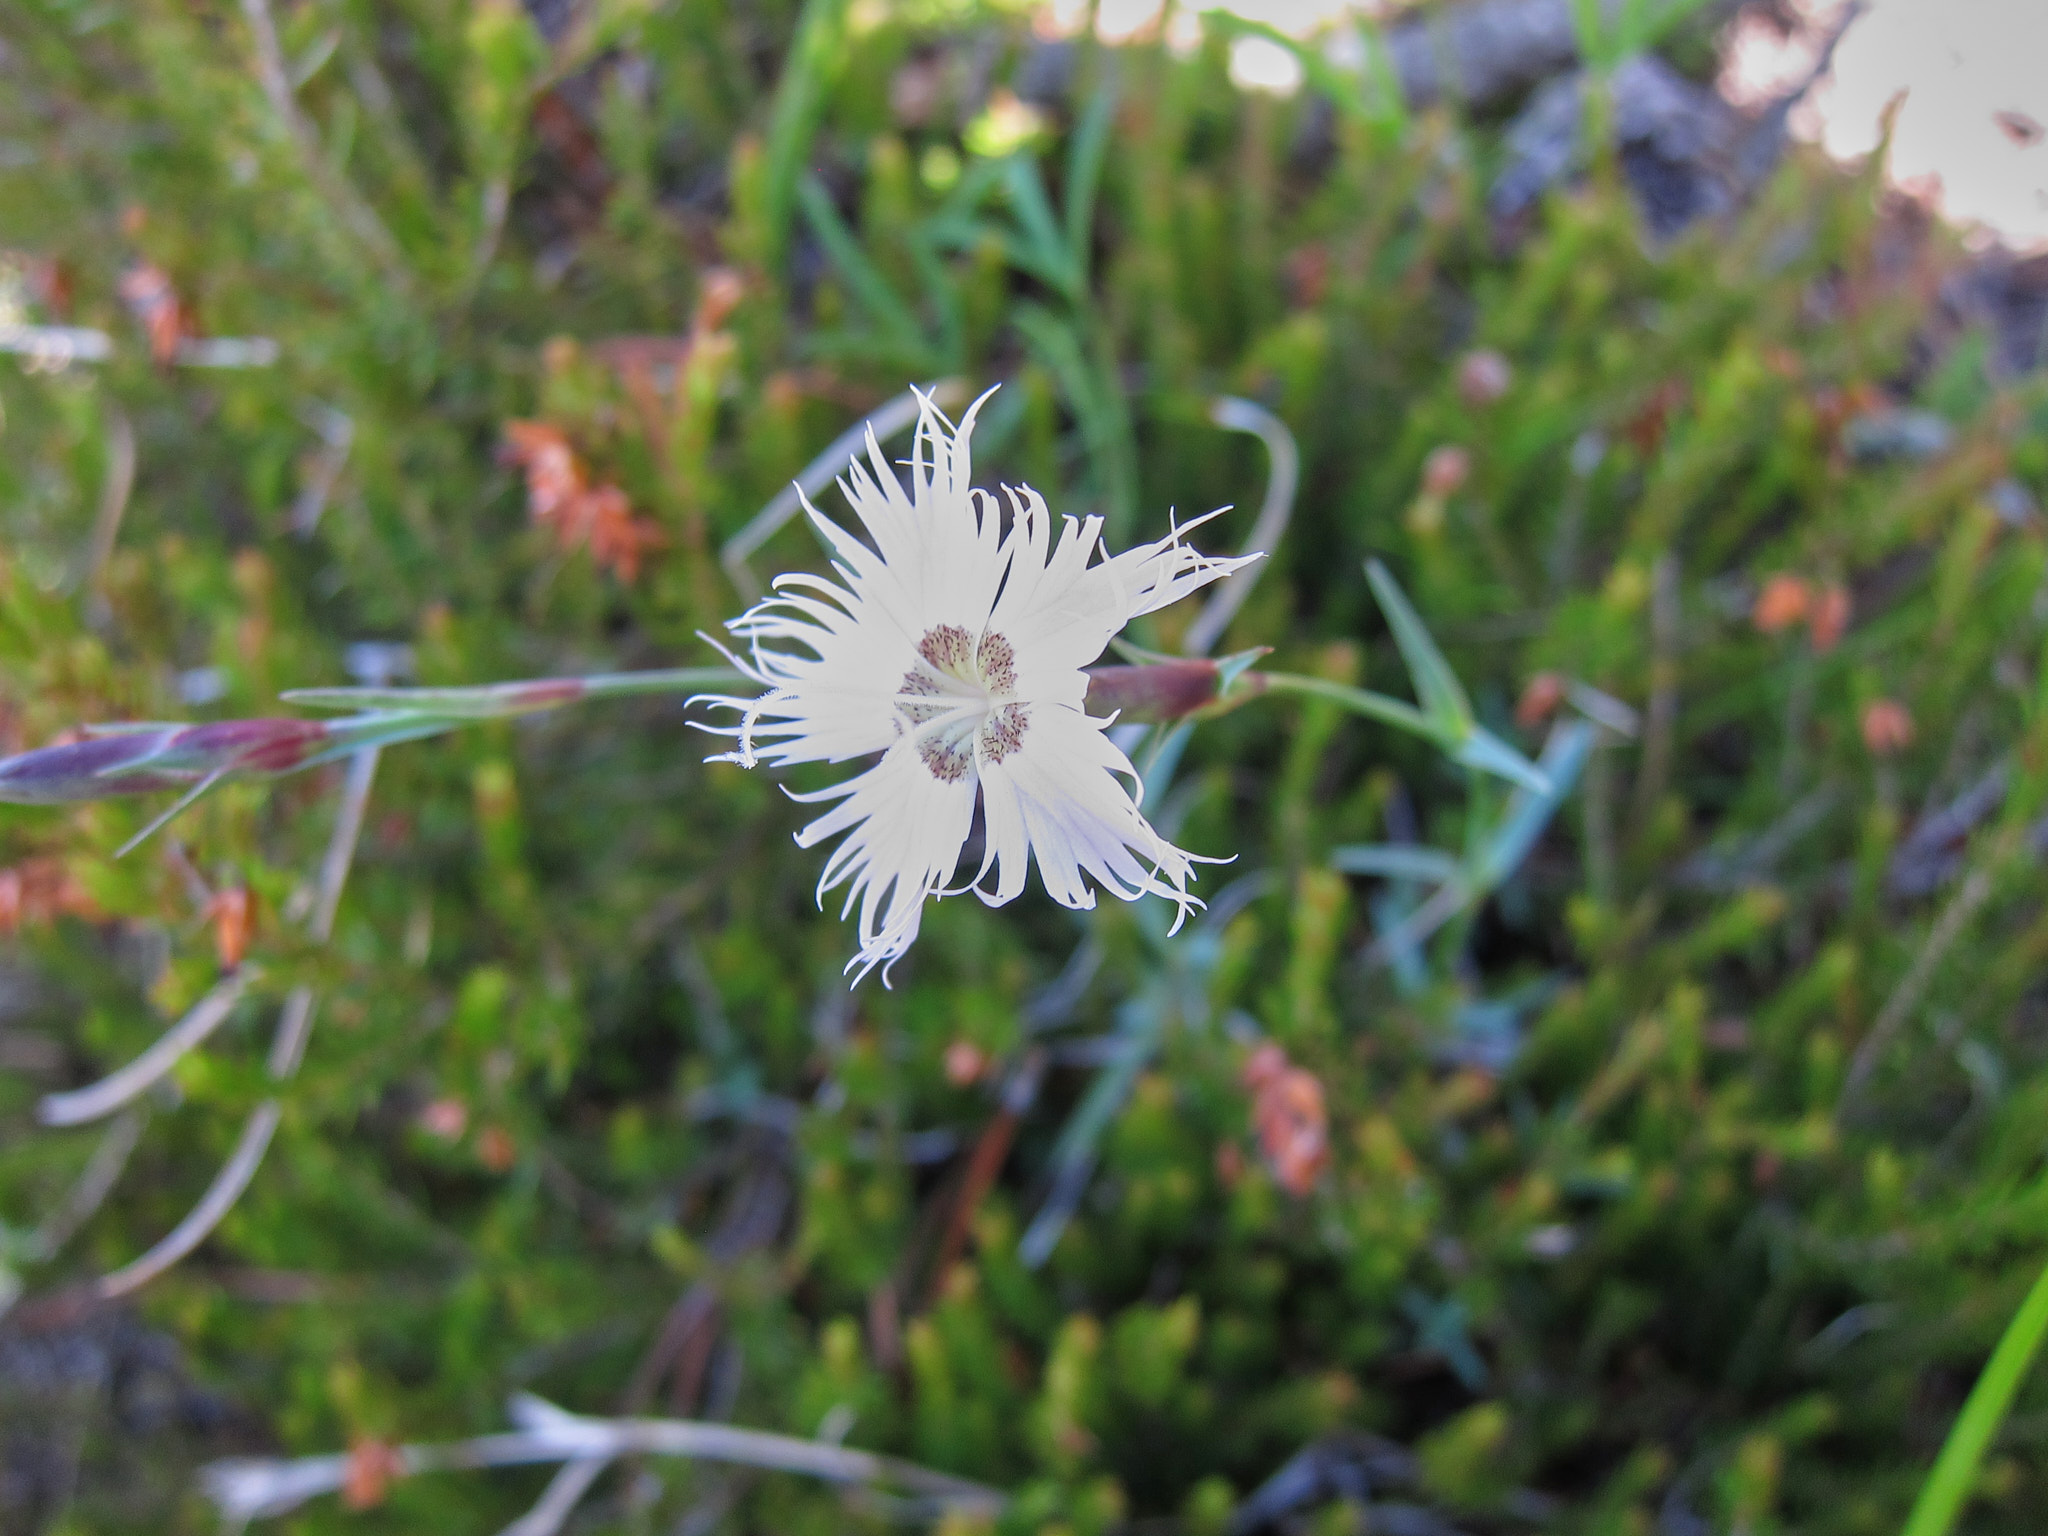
789 740 978 984
972 704 1202 929
989 494 1261 705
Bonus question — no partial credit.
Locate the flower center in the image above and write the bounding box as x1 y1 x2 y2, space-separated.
898 624 1029 782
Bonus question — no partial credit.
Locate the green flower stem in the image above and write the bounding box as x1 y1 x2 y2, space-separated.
1903 1254 2048 1536
280 667 744 718
1251 670 1438 740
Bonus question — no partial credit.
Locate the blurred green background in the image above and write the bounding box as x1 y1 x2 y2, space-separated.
2 1 2047 1532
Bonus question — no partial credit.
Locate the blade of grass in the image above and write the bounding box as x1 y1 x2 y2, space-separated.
1254 671 1433 739
761 0 848 273
1454 726 1554 797
797 174 932 365
1366 559 1473 735
1329 845 1462 885
1001 156 1082 301
1902 1254 2048 1536
1062 80 1117 279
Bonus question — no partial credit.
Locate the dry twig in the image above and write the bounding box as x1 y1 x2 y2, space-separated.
201 1393 1007 1524
1839 857 2000 1119
237 0 409 284
34 748 380 1311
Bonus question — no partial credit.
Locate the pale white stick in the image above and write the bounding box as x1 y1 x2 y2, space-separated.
94 1099 281 1301
25 1108 146 1261
0 326 276 368
38 970 255 1127
497 1456 611 1536
201 1393 1006 1524
0 324 113 362
238 0 407 278
82 405 136 605
308 747 379 943
1182 396 1298 659
81 747 378 1299
269 746 378 1080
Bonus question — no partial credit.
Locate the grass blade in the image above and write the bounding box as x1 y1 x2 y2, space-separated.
1902 1255 2048 1536
1366 559 1473 735
761 0 847 272
1063 80 1116 280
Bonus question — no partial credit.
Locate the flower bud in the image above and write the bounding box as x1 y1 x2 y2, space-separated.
1751 574 1811 635
0 732 187 802
207 886 253 969
0 718 333 804
1516 671 1566 729
1861 698 1914 755
1422 444 1472 498
1084 659 1258 722
1809 583 1851 653
1456 349 1512 407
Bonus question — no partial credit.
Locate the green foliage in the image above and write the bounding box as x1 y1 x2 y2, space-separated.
0 2 2046 1534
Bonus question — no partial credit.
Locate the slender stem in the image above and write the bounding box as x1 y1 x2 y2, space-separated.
201 1395 1006 1523
499 1457 610 1536
282 667 743 717
38 969 256 1127
25 1108 146 1262
1839 858 1998 1120
239 0 408 283
308 748 379 943
82 405 135 625
1255 671 1438 740
270 744 379 1080
577 669 748 702
81 747 380 1303
94 1099 281 1301
1902 1255 2048 1536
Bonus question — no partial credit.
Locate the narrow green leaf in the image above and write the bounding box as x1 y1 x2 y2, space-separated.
761 0 848 272
1903 1255 2048 1536
1002 155 1082 301
1062 80 1116 280
1453 726 1553 797
1329 845 1463 885
1469 722 1594 887
797 174 930 361
1365 560 1473 734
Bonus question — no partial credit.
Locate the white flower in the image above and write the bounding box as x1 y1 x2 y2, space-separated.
703 389 1257 983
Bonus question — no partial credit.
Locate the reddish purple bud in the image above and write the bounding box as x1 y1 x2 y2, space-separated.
0 733 187 803
1085 660 1254 722
0 718 336 805
165 718 330 774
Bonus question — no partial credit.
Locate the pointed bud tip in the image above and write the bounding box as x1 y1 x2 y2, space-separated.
0 734 182 803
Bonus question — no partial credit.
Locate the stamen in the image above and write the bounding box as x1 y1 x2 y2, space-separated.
917 624 976 677
918 732 973 782
980 703 1028 764
976 632 1017 694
